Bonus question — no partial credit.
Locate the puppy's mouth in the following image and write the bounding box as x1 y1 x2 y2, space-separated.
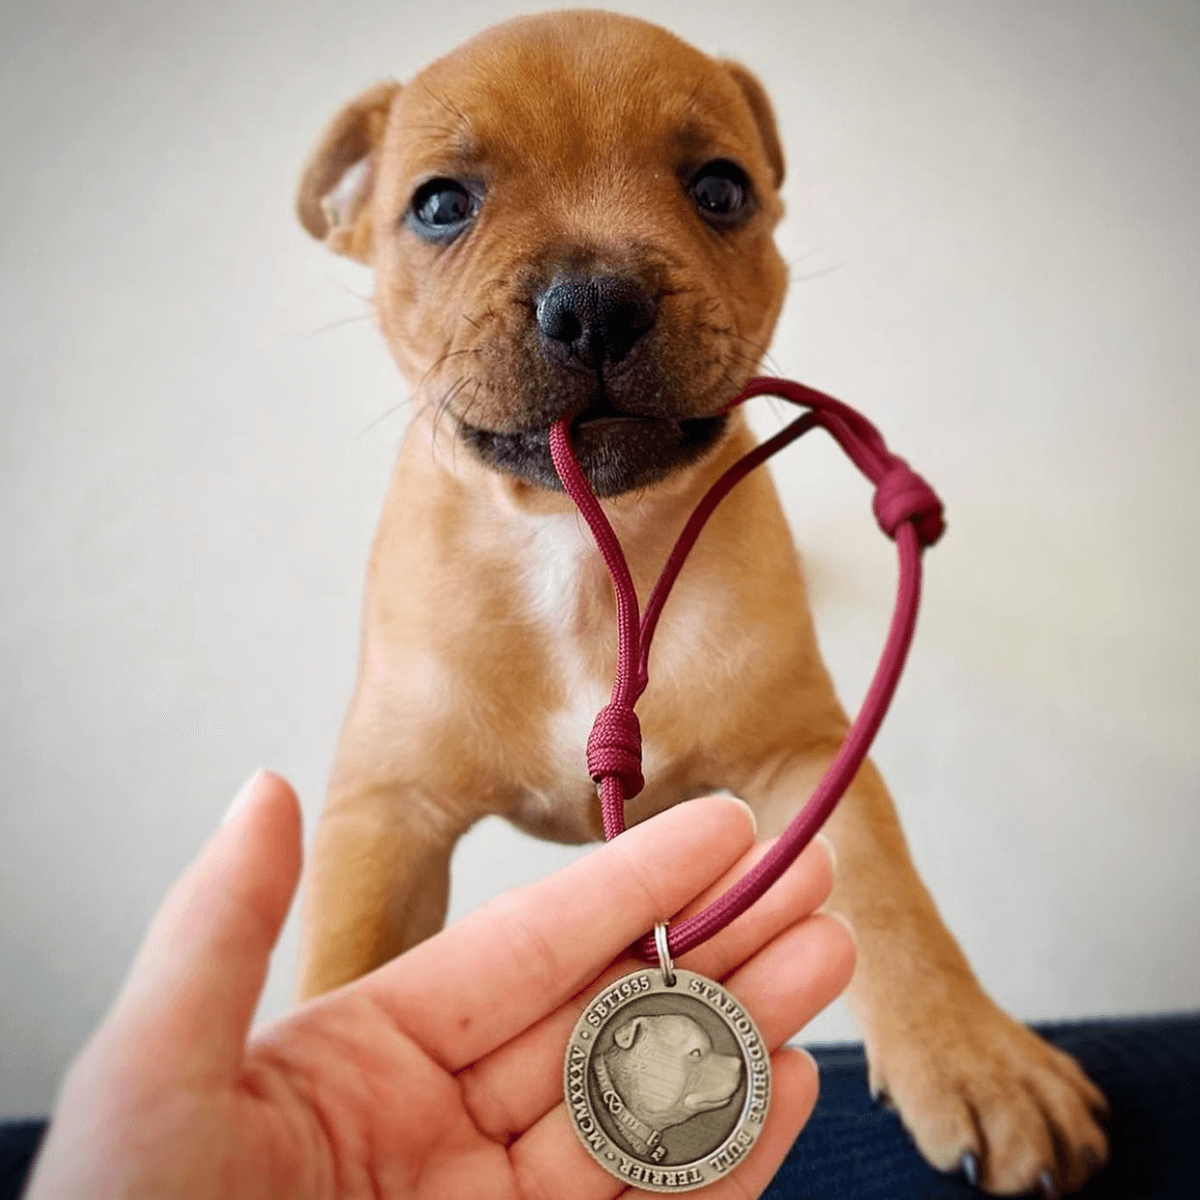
457 399 727 497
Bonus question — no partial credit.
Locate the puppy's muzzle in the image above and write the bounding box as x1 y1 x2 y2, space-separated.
536 273 657 372
456 267 727 498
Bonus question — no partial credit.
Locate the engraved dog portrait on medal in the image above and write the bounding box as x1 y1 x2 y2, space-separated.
598 1013 742 1158
564 968 770 1193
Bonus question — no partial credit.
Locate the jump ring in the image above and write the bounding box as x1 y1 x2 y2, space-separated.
653 921 676 987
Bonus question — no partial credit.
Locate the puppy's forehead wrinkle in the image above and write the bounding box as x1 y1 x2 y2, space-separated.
409 36 737 179
414 81 475 136
671 116 743 162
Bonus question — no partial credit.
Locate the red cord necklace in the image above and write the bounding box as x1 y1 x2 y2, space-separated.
558 376 944 1192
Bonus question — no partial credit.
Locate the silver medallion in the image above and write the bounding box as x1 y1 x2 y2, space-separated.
563 928 771 1193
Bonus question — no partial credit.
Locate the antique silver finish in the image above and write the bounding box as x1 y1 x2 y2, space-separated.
563 966 771 1192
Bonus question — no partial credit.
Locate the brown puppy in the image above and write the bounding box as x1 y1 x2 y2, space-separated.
294 11 1107 1195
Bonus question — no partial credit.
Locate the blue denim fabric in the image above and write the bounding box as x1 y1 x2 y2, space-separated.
766 1013 1200 1199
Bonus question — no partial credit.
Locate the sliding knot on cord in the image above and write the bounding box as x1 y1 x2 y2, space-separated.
872 460 945 547
587 702 644 798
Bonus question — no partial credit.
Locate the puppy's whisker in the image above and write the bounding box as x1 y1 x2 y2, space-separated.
329 278 374 304
359 394 414 437
758 349 784 376
725 329 782 378
456 380 487 435
415 345 478 397
790 262 847 285
308 313 375 338
433 347 481 366
723 344 770 373
430 375 472 450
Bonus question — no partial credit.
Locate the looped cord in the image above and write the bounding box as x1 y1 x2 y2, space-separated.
587 702 644 797
873 460 945 547
548 375 942 965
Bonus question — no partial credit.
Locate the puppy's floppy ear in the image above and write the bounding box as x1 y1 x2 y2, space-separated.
613 1016 647 1050
296 80 400 262
720 61 785 190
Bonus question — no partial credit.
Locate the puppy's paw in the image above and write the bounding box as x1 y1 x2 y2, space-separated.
868 999 1108 1195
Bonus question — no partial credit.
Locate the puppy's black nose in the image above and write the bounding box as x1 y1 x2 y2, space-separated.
536 274 656 369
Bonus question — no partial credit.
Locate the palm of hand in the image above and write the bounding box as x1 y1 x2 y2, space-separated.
240 996 506 1198
29 776 853 1200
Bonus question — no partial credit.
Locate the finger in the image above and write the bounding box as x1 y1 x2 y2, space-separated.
359 793 757 1070
98 772 302 1084
460 835 835 1138
511 1044 821 1200
718 912 856 1050
676 835 835 980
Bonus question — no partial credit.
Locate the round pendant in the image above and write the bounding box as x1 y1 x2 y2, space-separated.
563 966 771 1193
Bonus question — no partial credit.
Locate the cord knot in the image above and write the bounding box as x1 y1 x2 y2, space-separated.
873 460 945 547
586 702 644 798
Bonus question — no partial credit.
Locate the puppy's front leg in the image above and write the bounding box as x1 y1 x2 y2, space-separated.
297 785 459 1000
743 750 1108 1196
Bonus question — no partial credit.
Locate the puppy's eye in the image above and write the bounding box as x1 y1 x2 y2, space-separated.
689 1048 703 1059
689 160 751 226
407 178 478 241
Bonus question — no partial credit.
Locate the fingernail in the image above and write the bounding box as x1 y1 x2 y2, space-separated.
710 791 756 835
793 1044 819 1081
959 1151 980 1187
1037 1169 1058 1200
222 771 264 825
826 908 858 950
814 831 837 874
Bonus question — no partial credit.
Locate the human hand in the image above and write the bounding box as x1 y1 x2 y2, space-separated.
26 773 854 1199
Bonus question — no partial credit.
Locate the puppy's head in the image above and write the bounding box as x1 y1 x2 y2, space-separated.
604 1012 742 1132
298 11 787 496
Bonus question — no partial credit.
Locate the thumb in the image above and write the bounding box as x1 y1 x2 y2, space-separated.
99 771 302 1085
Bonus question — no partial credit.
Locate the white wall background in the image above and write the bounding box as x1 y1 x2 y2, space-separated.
2 0 1197 1117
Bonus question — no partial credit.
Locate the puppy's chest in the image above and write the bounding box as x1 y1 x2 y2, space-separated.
518 515 622 771
510 515 726 831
